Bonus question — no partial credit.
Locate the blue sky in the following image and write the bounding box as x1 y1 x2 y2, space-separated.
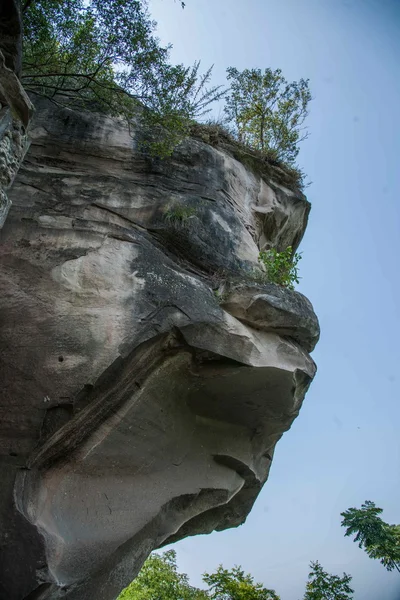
148 0 400 597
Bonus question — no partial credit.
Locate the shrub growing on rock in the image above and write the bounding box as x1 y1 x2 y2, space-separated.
258 246 302 290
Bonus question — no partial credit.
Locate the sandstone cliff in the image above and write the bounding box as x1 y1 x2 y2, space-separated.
0 0 33 227
0 97 319 600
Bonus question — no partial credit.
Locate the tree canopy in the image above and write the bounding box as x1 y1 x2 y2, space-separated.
224 67 311 164
20 0 225 155
7 0 313 175
117 551 358 600
117 501 400 600
118 553 280 600
341 500 400 573
203 565 280 600
303 561 353 600
118 550 208 600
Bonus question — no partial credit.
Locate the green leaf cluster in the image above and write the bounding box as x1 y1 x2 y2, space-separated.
258 246 302 290
341 500 400 573
224 67 311 164
303 561 353 600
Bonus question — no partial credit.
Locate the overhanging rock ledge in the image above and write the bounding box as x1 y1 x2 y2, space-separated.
0 98 319 600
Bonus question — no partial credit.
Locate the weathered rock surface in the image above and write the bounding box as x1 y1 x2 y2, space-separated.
0 108 29 227
0 0 23 76
0 98 319 600
0 51 34 128
0 0 33 227
220 282 320 353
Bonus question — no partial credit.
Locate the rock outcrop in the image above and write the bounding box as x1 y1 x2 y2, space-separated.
0 109 29 227
0 98 319 600
0 0 33 227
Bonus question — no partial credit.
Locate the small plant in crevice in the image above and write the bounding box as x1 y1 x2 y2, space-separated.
163 204 197 227
258 245 302 290
214 288 229 304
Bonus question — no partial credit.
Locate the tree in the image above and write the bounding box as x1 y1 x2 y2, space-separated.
224 67 311 164
341 500 400 573
20 0 225 155
303 561 353 600
118 550 209 600
203 565 280 600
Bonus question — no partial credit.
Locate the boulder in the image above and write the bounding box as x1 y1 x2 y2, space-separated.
220 282 320 352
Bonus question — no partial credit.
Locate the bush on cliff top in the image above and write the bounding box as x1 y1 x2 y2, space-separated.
21 0 225 156
20 0 310 187
224 67 311 166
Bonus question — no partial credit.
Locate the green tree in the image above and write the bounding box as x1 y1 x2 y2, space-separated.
118 550 209 600
20 0 225 155
203 565 280 600
224 67 311 163
303 561 353 600
341 500 400 573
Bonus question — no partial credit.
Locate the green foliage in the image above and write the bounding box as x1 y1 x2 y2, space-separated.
136 62 226 157
22 0 162 111
303 561 353 600
21 0 225 156
117 551 358 600
118 554 279 600
258 246 302 290
224 67 311 164
203 565 280 600
118 550 208 600
341 501 400 573
164 202 197 226
19 1 311 180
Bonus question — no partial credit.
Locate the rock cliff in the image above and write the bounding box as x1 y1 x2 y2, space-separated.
0 98 319 600
0 0 33 227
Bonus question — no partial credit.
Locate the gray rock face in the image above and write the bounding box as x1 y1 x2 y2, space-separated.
0 108 29 227
0 0 32 228
0 0 23 76
0 98 319 600
0 51 34 129
221 282 320 353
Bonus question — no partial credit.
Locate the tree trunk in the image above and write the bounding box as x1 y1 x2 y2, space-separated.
260 114 265 152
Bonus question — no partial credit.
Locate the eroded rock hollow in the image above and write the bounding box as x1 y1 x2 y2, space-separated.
0 98 319 600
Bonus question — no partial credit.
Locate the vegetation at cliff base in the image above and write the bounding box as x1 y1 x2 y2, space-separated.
203 565 280 600
303 562 353 600
118 550 208 600
118 552 280 600
117 551 356 600
117 500 400 599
